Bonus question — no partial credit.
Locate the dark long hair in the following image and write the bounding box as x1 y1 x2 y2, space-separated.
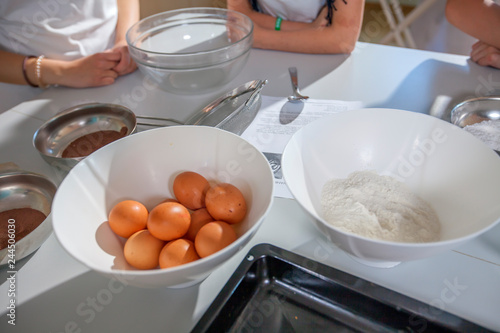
249 0 347 25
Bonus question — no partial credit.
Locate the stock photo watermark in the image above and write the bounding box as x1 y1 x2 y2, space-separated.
409 277 468 332
5 218 17 326
110 75 159 110
47 74 159 182
236 233 472 331
204 140 263 184
392 127 448 181
51 273 134 333
6 0 73 52
231 239 339 333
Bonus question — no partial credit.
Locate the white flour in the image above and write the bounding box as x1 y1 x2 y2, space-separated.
321 171 441 243
463 119 500 151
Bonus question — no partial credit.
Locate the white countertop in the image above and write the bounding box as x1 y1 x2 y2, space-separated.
1 42 499 332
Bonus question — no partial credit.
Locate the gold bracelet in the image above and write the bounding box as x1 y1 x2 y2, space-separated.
35 55 50 89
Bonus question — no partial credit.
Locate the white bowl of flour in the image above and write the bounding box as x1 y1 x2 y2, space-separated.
282 108 500 267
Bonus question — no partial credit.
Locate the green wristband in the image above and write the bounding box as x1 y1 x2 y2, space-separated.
275 16 282 31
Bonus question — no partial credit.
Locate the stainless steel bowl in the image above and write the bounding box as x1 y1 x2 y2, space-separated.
451 96 500 127
33 103 137 171
0 171 57 265
451 96 500 155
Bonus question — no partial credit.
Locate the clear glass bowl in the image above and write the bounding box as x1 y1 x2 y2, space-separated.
126 7 253 94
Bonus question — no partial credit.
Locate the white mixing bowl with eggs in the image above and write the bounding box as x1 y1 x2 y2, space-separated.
52 126 274 288
282 108 500 267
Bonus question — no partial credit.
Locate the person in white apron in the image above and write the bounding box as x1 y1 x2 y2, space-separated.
0 0 139 111
227 0 365 54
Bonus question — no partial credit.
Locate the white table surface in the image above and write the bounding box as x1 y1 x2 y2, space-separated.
1 42 499 332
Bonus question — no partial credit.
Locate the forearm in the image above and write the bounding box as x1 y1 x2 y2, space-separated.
227 0 310 31
244 11 312 31
254 26 358 54
0 50 74 87
0 51 33 85
0 51 61 87
115 0 140 45
254 2 364 54
0 50 122 88
446 0 500 49
229 0 364 54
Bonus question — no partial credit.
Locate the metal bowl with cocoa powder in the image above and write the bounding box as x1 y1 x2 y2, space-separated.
0 170 57 265
33 103 137 173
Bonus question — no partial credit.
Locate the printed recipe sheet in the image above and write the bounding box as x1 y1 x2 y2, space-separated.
241 95 364 198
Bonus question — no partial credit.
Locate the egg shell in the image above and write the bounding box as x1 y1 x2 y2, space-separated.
159 198 180 204
123 230 165 270
194 221 237 258
173 171 210 210
205 183 247 224
185 208 215 241
159 239 200 269
147 202 191 241
108 200 148 238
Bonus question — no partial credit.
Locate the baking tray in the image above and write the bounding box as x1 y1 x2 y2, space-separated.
192 243 493 333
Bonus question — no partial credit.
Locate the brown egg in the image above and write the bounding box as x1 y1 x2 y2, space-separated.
185 208 214 241
159 198 180 204
173 171 210 210
123 230 165 270
147 202 191 241
205 183 247 224
195 221 237 258
108 200 148 238
159 239 200 269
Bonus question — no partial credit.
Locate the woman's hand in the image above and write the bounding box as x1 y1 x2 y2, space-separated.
470 41 500 69
108 41 137 76
45 52 121 87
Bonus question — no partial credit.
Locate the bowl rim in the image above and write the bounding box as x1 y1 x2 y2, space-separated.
0 168 57 184
0 169 57 212
33 102 137 162
51 125 275 277
282 108 500 248
450 95 500 127
0 170 57 264
126 7 254 58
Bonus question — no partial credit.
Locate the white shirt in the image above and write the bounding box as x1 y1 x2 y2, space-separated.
0 0 117 60
0 0 118 112
257 0 327 23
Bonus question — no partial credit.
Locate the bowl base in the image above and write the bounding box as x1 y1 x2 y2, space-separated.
166 276 208 289
346 254 401 268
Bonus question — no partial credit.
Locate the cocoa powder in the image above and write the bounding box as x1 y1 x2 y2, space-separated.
62 127 128 158
0 208 47 249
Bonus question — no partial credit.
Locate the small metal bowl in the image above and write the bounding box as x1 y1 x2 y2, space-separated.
451 96 500 127
33 103 137 171
0 171 57 265
451 96 500 155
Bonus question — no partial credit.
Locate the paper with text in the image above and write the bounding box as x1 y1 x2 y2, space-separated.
241 95 364 198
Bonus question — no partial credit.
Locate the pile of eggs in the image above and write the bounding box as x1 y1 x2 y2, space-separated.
107 171 247 270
